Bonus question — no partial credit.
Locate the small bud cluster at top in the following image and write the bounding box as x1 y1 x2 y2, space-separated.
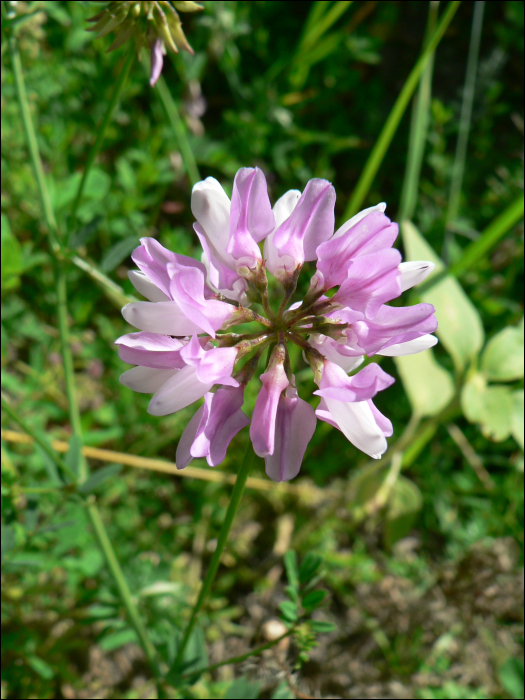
87 1 203 84
117 167 438 481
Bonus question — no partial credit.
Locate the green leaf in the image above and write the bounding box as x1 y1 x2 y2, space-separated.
301 589 326 610
65 435 82 479
184 623 208 673
78 464 123 494
279 600 298 622
225 677 261 699
499 658 524 700
511 390 524 450
283 550 299 588
309 620 337 633
461 376 514 442
99 628 138 651
384 476 423 549
298 553 322 584
35 443 62 486
480 322 524 382
394 348 455 417
27 654 54 679
99 236 139 273
285 585 299 602
401 221 484 371
1 524 16 557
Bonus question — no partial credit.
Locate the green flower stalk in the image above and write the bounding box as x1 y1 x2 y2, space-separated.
87 1 203 85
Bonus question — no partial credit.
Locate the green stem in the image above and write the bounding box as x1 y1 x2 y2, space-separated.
70 253 136 309
175 444 255 666
445 1 485 233
1 396 76 483
182 625 296 679
69 48 135 227
398 1 439 222
8 25 59 251
343 1 461 220
155 73 201 187
86 502 165 691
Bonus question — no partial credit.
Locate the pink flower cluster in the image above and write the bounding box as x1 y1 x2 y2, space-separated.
117 168 437 481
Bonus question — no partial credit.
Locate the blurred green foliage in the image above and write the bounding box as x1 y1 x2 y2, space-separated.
1 1 524 698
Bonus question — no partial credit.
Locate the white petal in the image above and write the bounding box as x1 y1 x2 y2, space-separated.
148 365 212 416
273 190 301 227
122 301 203 335
324 397 387 458
176 405 205 469
191 177 231 253
119 366 178 393
128 270 169 302
378 334 438 356
332 203 387 240
398 261 435 292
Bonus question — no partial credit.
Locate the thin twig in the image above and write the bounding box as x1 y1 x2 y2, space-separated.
446 423 495 490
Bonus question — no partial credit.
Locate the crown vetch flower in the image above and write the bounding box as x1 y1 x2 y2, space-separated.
117 167 438 481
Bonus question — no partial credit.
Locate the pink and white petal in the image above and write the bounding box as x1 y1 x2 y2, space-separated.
250 362 290 457
119 366 178 393
191 177 232 264
399 261 435 292
324 397 388 458
148 365 212 416
315 397 340 430
272 179 335 275
176 404 206 469
116 332 186 369
332 249 402 318
377 334 438 356
208 406 250 466
264 189 302 275
332 203 387 239
315 360 394 402
128 271 169 302
352 303 438 355
122 301 203 335
316 210 398 288
195 347 239 385
230 167 275 243
265 390 316 482
367 399 393 437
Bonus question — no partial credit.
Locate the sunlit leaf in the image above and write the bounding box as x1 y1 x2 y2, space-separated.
401 221 484 371
480 321 524 382
461 375 514 442
395 347 455 417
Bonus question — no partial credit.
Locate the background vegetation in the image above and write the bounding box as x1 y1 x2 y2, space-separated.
1 1 523 698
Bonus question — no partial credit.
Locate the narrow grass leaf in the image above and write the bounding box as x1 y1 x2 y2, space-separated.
78 464 123 494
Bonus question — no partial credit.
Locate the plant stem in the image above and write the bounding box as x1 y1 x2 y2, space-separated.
70 253 136 309
398 1 440 222
155 73 201 187
343 1 460 220
8 25 59 252
69 48 135 227
86 502 165 690
182 625 296 679
175 444 255 666
445 1 485 236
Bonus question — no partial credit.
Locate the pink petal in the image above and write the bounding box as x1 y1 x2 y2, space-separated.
314 361 394 402
264 189 302 276
149 39 164 87
180 336 238 386
148 365 212 416
115 332 186 369
191 178 233 270
250 362 290 457
316 210 398 289
176 405 206 469
272 179 335 277
264 387 316 482
332 249 402 318
321 398 388 459
119 366 178 393
128 271 169 302
121 301 204 336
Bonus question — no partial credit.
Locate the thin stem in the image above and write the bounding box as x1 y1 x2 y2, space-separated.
398 1 440 222
445 1 485 233
86 502 165 690
8 27 59 251
69 48 135 227
70 253 136 309
343 1 460 220
182 625 297 679
1 396 77 483
154 72 201 187
175 444 255 666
